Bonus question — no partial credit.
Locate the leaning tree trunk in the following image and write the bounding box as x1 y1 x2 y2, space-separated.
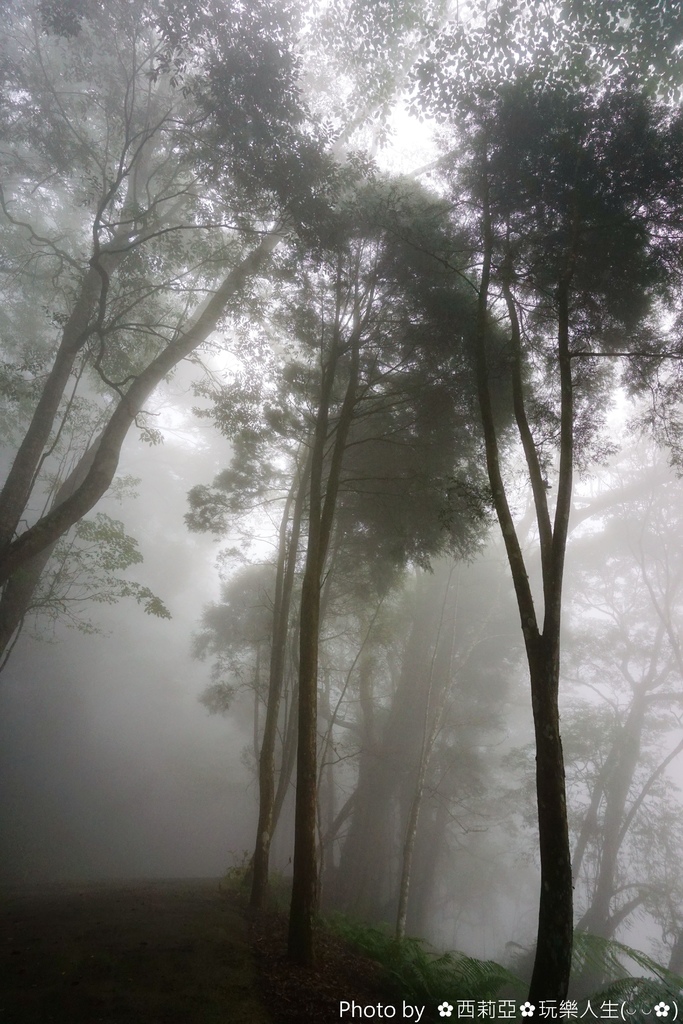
0 135 161 556
0 438 101 667
0 231 283 588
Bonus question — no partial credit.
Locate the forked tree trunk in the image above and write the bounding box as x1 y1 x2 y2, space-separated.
472 158 575 1000
0 133 160 556
288 318 361 965
0 231 283 587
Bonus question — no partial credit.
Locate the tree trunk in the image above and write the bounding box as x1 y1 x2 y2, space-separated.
0 264 109 552
395 755 428 940
575 694 647 937
669 929 683 975
288 315 361 964
471 159 574 1000
0 438 101 664
288 561 321 964
334 583 434 921
395 569 453 939
0 140 161 556
0 230 283 587
527 634 573 1000
251 452 309 909
405 798 448 938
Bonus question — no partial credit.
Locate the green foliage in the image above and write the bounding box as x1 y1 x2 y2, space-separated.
310 0 449 137
330 916 524 1002
412 0 683 117
192 563 275 737
27 512 171 636
573 932 683 1008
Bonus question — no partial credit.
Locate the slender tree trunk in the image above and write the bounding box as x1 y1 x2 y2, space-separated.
288 316 361 964
472 158 574 1000
526 279 574 1001
405 798 448 937
273 671 299 829
251 453 310 909
288 526 324 964
395 755 429 940
527 633 573 999
395 569 453 940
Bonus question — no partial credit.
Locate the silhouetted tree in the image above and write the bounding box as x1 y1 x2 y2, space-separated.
422 82 683 998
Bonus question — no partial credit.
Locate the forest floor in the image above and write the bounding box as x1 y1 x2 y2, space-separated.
0 877 396 1024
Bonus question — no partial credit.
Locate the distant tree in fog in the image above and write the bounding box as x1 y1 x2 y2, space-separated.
566 451 683 950
330 556 518 941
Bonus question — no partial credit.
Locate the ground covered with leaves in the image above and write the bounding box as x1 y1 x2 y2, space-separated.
250 900 401 1023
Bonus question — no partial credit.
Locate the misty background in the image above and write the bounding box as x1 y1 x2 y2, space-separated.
4 0 683 999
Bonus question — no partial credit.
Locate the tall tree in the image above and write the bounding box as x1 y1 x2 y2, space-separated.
280 178 491 963
190 172 492 960
420 83 683 998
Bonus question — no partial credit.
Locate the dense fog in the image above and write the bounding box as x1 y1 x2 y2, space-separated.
3 0 683 1004
0 400 256 882
4 416 683 971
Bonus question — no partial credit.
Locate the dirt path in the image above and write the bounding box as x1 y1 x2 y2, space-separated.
0 878 271 1024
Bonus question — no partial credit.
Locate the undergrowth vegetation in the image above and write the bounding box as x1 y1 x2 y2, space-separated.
329 917 683 1010
329 916 524 1002
221 853 683 1011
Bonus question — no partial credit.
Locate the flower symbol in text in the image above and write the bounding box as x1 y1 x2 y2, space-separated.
655 1004 670 1018
438 1004 453 1018
520 1003 536 1017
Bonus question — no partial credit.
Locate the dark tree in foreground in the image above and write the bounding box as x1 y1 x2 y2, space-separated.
431 84 683 999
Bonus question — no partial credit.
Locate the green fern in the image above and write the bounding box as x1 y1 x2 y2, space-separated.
573 930 682 987
573 931 683 1014
329 917 683 1011
329 915 524 1002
